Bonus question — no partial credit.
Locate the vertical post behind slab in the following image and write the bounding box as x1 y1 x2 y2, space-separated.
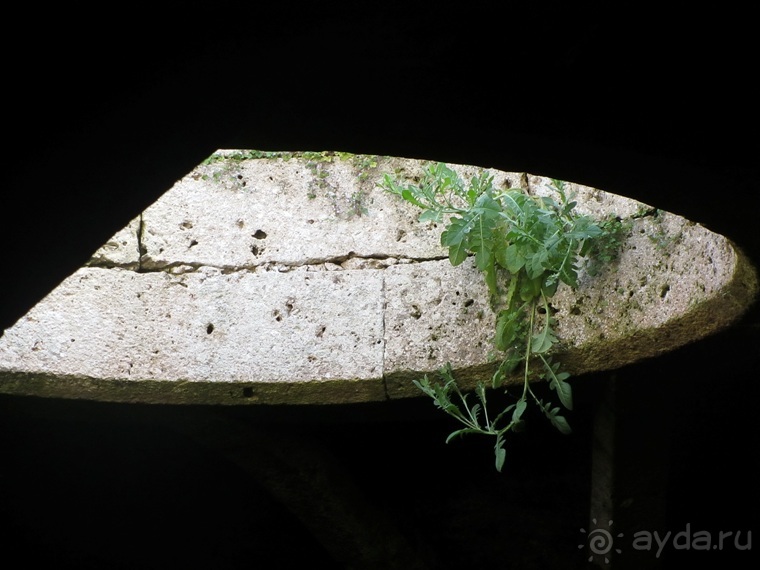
586 371 672 569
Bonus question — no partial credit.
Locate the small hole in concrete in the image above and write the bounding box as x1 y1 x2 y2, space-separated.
206 323 215 334
250 245 260 256
242 387 254 398
660 284 670 298
570 306 582 316
253 230 267 239
189 239 198 248
464 299 474 307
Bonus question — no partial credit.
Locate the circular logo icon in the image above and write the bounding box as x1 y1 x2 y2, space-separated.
579 518 623 565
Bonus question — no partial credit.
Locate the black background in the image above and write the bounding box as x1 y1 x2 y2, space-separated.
1 2 757 569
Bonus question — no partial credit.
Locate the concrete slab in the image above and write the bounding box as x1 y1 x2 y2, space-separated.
0 151 756 404
0 266 386 404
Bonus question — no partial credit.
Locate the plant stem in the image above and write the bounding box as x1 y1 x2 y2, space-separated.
522 301 536 401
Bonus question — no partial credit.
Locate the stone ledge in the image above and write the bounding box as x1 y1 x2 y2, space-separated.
1 151 756 404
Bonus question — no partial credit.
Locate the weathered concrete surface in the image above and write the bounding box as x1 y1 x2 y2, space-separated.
0 151 756 404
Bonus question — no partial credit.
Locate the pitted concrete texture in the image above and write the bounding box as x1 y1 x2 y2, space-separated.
0 151 756 404
138 153 521 273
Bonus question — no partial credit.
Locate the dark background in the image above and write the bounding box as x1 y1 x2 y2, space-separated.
1 2 757 569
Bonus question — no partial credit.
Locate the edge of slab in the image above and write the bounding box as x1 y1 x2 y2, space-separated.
555 240 758 375
0 371 388 406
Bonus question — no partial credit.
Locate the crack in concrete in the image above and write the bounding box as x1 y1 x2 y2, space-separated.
136 214 146 272
379 274 390 400
126 252 449 275
314 251 448 267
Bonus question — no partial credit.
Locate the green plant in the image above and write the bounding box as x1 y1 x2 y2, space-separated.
381 162 622 471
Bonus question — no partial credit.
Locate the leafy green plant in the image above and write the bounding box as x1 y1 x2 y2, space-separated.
381 162 621 471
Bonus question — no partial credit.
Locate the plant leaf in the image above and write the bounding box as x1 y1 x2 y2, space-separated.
550 376 573 410
549 413 572 435
446 428 483 444
531 325 556 354
512 399 527 423
418 208 442 223
503 243 525 273
538 399 572 435
494 435 507 472
495 310 519 351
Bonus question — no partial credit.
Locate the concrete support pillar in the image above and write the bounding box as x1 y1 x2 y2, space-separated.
585 371 672 569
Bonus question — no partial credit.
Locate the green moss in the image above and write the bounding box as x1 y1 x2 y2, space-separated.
202 150 381 212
